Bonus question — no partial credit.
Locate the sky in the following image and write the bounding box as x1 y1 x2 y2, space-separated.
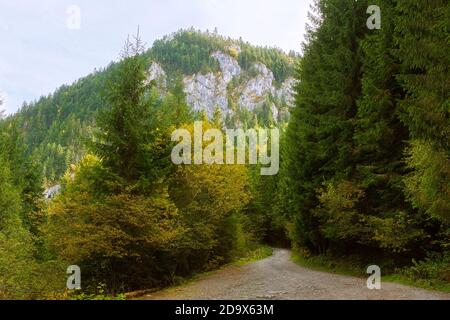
0 0 313 114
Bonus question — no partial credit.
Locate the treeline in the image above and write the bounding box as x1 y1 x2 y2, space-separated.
151 28 296 83
268 0 449 282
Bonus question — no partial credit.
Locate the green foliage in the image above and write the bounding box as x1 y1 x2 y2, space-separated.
235 245 273 266
404 140 450 221
400 254 450 287
2 4 448 298
277 0 449 269
1 30 271 298
0 156 35 299
394 0 450 223
150 29 223 77
284 0 368 254
238 41 295 84
167 121 253 271
395 0 449 150
92 42 171 184
0 126 65 299
14 70 109 182
45 155 186 291
150 29 295 84
43 39 256 294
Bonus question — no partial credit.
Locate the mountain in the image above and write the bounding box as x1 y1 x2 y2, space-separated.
5 29 299 182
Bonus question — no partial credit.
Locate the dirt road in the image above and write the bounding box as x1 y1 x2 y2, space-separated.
143 249 450 300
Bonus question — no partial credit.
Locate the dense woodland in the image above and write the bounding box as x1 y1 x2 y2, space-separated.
273 0 449 282
0 0 449 299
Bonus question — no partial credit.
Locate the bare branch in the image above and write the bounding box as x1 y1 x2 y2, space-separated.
120 25 146 59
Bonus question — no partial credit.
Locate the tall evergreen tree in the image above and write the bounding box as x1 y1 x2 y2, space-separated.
0 117 44 241
333 0 427 255
92 32 172 186
395 0 450 222
285 0 368 253
0 119 40 299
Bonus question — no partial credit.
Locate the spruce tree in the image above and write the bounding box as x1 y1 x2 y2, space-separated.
346 0 425 254
0 124 38 299
93 32 172 186
284 0 368 253
395 0 450 221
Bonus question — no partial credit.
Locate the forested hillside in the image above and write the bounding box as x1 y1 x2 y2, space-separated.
7 29 297 182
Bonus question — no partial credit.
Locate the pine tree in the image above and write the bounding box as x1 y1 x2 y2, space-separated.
92 31 171 185
335 0 424 254
395 0 450 221
0 126 39 299
0 97 4 119
284 0 368 253
0 118 44 238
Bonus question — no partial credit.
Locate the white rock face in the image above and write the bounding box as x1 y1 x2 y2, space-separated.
183 72 228 118
271 103 279 121
273 77 296 106
238 63 275 111
182 49 242 117
151 45 297 120
211 51 241 83
147 62 167 89
44 184 61 200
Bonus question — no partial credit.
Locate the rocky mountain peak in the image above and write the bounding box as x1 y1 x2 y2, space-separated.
147 44 296 122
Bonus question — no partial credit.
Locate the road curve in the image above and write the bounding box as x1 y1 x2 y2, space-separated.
143 248 450 300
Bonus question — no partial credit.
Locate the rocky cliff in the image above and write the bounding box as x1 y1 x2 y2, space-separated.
148 44 296 122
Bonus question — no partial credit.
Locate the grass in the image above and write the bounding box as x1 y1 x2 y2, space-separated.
291 250 365 278
291 249 450 294
382 274 450 294
234 245 274 266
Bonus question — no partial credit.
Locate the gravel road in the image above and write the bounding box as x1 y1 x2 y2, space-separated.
143 248 450 300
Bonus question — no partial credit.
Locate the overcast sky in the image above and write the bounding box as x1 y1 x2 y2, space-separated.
0 0 313 114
